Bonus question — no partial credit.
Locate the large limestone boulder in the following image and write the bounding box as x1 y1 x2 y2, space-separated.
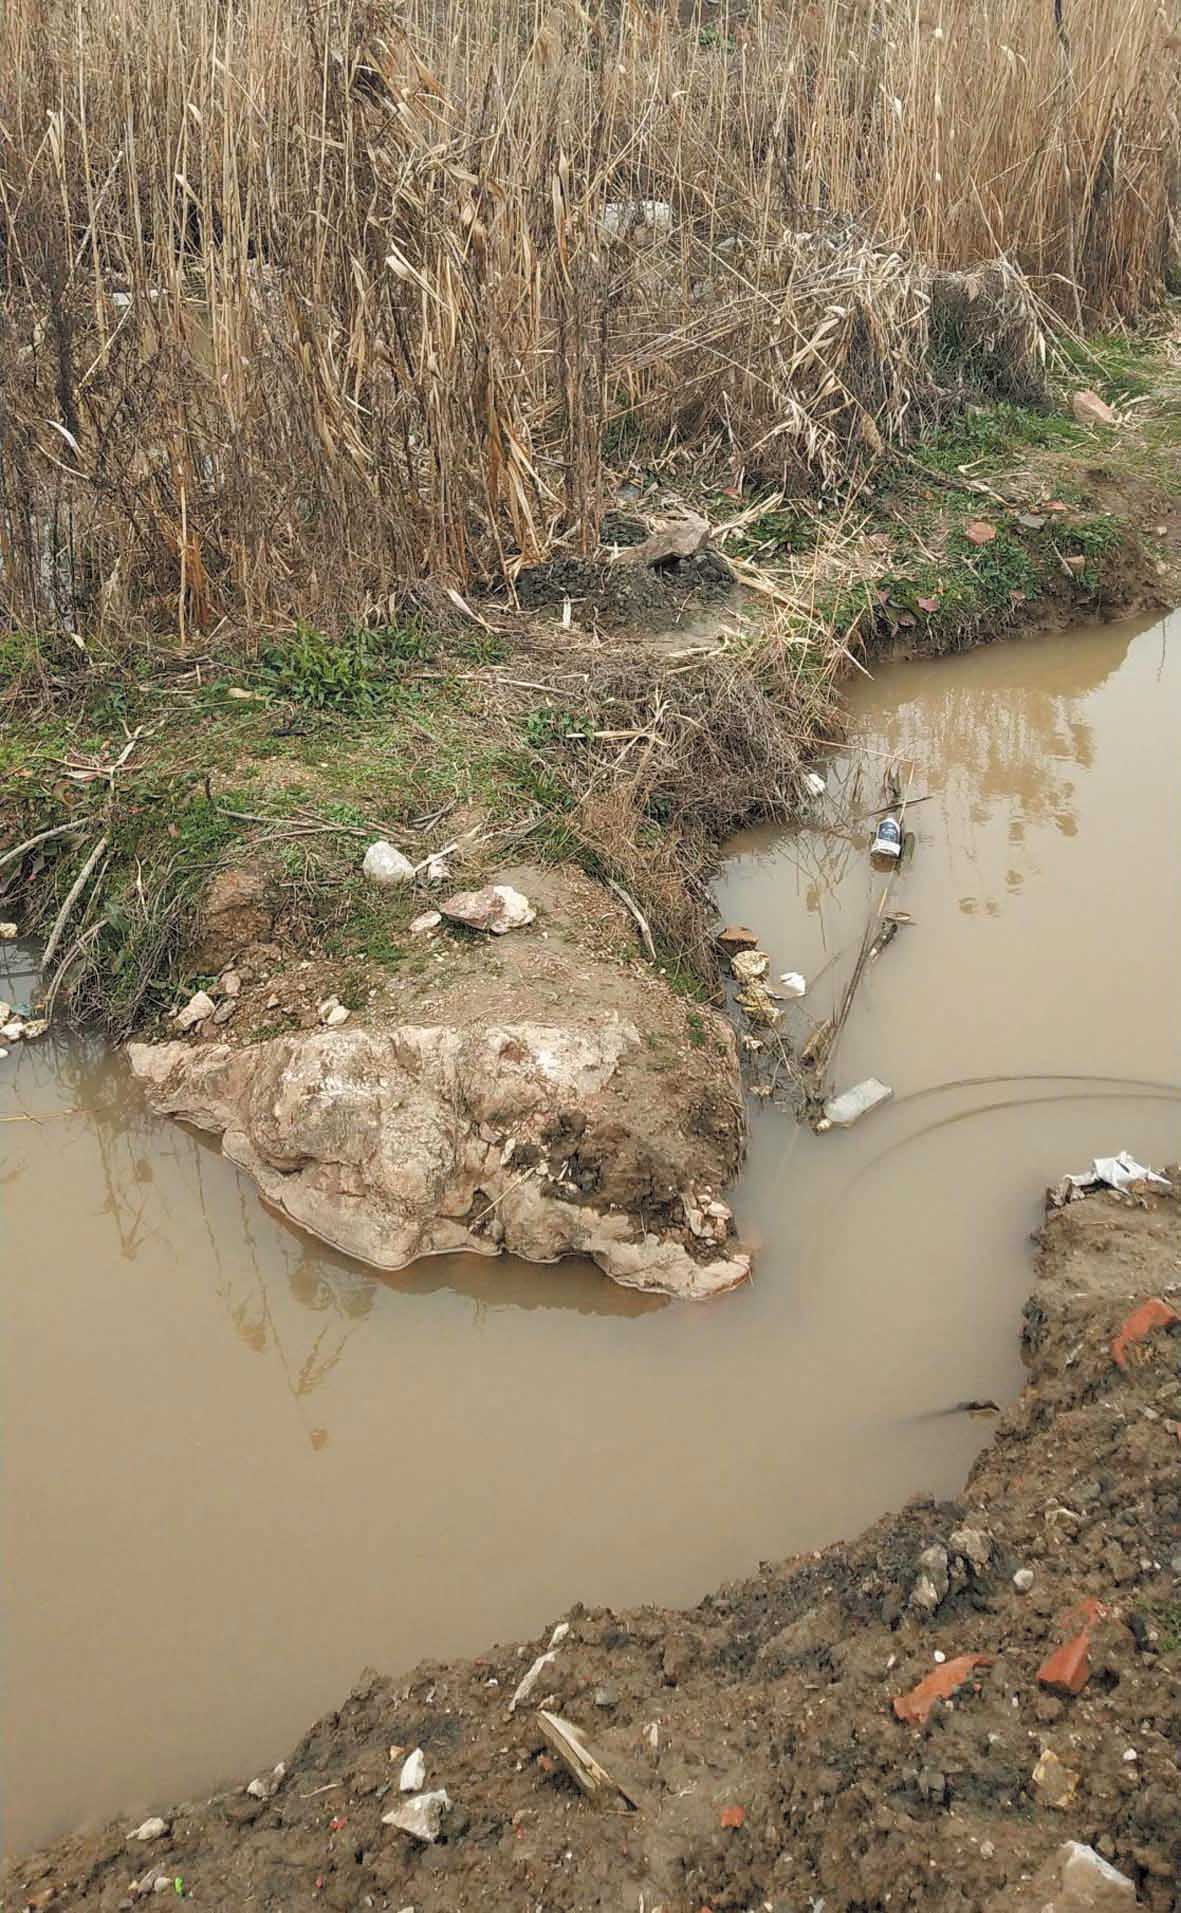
126 1016 749 1297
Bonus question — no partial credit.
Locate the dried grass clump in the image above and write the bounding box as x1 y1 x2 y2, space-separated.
2 0 1178 634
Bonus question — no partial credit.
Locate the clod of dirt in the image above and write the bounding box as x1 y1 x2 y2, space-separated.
193 866 273 970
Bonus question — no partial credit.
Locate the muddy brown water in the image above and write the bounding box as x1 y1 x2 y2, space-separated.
4 610 1179 1854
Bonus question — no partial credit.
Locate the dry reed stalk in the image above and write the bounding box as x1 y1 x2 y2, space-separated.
1 0 1177 634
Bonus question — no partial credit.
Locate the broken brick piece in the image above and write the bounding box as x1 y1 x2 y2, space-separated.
1111 1297 1180 1369
1037 1628 1093 1697
892 1654 993 1726
720 1805 745 1829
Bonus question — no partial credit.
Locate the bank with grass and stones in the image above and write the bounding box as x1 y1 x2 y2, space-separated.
6 1170 1180 1912
3 327 1181 1295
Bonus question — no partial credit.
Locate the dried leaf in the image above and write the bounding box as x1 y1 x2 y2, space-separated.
916 595 940 613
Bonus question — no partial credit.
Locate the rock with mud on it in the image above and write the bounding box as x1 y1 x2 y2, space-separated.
126 1013 750 1298
381 1789 451 1842
729 948 769 983
171 990 215 1033
715 924 759 953
441 884 535 935
909 1543 950 1614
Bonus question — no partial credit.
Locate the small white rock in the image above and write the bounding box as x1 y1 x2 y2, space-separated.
220 970 242 997
1013 1567 1035 1593
423 857 450 885
933 1650 946 1664
172 989 215 1032
410 911 442 936
0 1000 11 1022
362 841 414 886
0 922 17 939
128 1816 169 1842
324 1003 350 1027
399 1747 426 1792
1 1019 24 1040
803 771 827 797
381 1789 451 1842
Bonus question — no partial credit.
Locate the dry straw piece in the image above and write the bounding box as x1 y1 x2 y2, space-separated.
1 0 1178 633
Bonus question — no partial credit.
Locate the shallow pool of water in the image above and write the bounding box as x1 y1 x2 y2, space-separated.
4 609 1178 1853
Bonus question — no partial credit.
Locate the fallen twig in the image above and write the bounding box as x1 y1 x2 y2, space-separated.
603 875 657 962
41 835 109 973
0 820 87 873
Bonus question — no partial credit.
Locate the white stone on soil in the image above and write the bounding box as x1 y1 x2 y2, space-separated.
399 1747 426 1792
381 1789 451 1842
362 841 414 886
173 990 215 1032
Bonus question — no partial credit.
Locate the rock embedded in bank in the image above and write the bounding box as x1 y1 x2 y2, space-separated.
126 1013 750 1298
441 884 536 934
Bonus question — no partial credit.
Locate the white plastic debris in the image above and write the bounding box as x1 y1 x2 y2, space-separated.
246 1761 286 1800
871 816 902 860
381 1789 451 1842
507 1649 557 1714
823 1078 894 1128
127 1816 169 1842
172 990 215 1032
2 1019 24 1041
778 971 807 998
1059 1152 1172 1198
803 771 827 797
602 199 673 239
362 840 414 886
399 1747 426 1792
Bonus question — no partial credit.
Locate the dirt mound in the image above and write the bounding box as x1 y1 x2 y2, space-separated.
126 864 750 1299
8 1177 1179 1911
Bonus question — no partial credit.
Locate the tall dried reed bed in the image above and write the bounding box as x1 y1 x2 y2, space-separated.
2 0 1178 636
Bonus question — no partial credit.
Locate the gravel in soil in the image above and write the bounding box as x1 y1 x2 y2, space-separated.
7 1177 1180 1911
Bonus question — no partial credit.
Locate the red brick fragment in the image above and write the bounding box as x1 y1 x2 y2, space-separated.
892 1654 993 1726
1111 1297 1180 1369
1038 1628 1093 1696
720 1805 745 1829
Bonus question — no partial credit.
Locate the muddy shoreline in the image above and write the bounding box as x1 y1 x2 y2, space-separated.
8 1177 1179 1910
